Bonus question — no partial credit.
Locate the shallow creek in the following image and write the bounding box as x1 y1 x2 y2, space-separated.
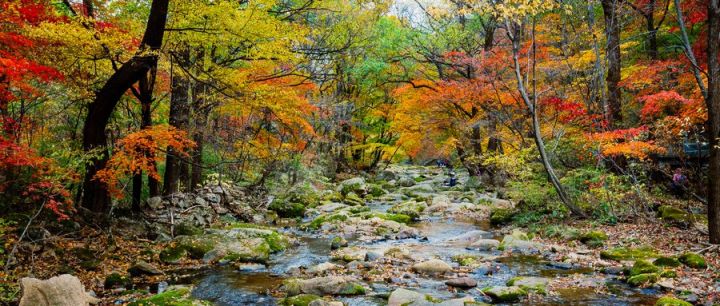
183 169 661 305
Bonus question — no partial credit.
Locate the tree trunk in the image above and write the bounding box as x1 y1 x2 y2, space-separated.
646 13 658 60
507 19 585 217
706 0 720 243
131 67 159 211
163 51 191 195
190 82 209 190
601 0 623 125
81 0 170 213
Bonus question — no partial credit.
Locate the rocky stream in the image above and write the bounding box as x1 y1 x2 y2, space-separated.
133 165 704 306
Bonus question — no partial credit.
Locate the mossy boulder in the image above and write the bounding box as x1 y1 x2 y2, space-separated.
579 231 608 248
498 229 541 254
330 236 348 250
343 192 364 206
678 252 707 269
174 222 203 236
367 184 387 197
482 286 526 303
626 273 659 287
653 256 681 267
269 199 307 218
600 246 658 261
127 287 208 306
655 296 693 306
489 208 515 225
280 294 322 306
451 254 481 267
337 177 367 196
507 277 549 294
159 246 187 264
321 191 344 202
306 213 349 230
362 212 412 224
387 201 427 220
659 269 677 278
658 205 692 225
162 227 288 264
103 272 132 289
629 260 660 276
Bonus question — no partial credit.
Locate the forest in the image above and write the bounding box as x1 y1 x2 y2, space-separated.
1 0 719 305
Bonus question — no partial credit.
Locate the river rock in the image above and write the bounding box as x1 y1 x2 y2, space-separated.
19 274 99 306
308 262 342 275
365 250 384 261
499 230 542 254
470 239 500 251
449 230 491 245
397 176 416 187
309 300 344 306
317 202 347 213
412 259 453 274
387 288 475 306
507 276 549 293
127 260 163 276
332 246 367 262
283 276 366 296
445 277 477 288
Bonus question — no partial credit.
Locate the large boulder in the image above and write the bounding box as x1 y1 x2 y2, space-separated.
283 276 365 296
19 274 99 306
160 226 289 264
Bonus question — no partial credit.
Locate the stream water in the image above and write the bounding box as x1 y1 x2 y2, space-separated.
184 167 661 305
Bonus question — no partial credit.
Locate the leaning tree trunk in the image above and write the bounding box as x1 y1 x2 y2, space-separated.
507 18 585 217
601 0 623 125
81 0 170 213
706 0 720 244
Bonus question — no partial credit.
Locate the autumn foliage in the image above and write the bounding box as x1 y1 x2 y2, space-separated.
95 125 195 199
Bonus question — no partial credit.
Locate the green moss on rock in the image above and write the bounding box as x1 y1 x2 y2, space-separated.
280 294 321 306
579 231 608 247
482 286 526 303
678 252 707 269
653 256 681 267
268 200 306 218
629 260 660 277
626 273 659 287
159 245 187 264
103 272 131 289
600 246 658 261
489 208 515 225
127 287 207 306
655 296 693 306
